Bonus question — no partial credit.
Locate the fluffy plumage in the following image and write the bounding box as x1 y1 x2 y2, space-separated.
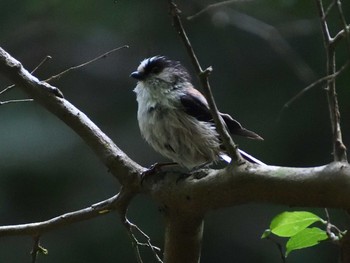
131 56 264 169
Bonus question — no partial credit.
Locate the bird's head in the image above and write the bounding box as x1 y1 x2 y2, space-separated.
130 56 190 86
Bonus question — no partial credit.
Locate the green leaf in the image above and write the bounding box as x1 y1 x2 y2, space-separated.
270 211 324 237
286 227 328 256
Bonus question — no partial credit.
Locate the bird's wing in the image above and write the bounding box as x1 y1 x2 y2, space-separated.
179 89 212 122
220 113 263 140
180 89 263 140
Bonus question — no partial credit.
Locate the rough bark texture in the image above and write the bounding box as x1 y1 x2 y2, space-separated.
163 212 204 263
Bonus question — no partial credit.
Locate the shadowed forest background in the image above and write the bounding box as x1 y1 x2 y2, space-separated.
0 0 350 262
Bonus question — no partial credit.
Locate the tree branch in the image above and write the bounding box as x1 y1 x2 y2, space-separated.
163 212 204 263
0 98 34 105
140 161 350 262
44 45 129 83
121 217 163 263
315 0 347 162
146 162 350 212
0 46 145 186
168 0 242 164
279 61 349 118
0 189 134 237
335 0 350 52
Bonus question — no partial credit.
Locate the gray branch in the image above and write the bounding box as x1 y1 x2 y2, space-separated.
1 44 350 262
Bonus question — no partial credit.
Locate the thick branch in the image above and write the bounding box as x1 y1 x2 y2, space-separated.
141 161 350 262
0 46 145 186
340 229 350 263
146 162 350 212
163 212 204 263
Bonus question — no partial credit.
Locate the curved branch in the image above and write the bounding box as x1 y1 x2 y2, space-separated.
0 188 135 237
0 46 145 186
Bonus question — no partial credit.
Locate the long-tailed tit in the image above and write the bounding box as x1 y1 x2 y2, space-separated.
130 56 265 170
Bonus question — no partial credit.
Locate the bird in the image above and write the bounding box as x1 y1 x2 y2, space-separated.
130 55 265 170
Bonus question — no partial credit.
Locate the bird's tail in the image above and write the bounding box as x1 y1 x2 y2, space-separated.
219 149 266 166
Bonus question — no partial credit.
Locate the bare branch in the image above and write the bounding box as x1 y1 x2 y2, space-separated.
333 24 350 46
323 1 336 20
168 0 241 164
44 45 129 82
147 162 350 212
0 185 140 238
0 55 51 99
316 0 332 44
0 98 34 105
279 61 349 118
31 55 52 74
116 186 162 263
315 0 347 162
0 46 144 185
335 0 350 52
0 193 122 237
31 236 47 263
0 84 14 96
121 217 163 263
31 236 40 263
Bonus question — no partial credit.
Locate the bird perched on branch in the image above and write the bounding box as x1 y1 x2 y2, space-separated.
130 56 264 170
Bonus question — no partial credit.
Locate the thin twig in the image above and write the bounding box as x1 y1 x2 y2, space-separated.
279 61 349 118
324 208 343 244
187 0 253 21
0 99 34 105
333 24 350 46
0 84 15 96
31 236 40 263
335 0 350 52
31 235 48 263
122 218 163 263
316 0 332 44
31 55 52 74
315 0 347 162
265 235 286 263
0 55 52 96
117 186 162 263
44 45 129 82
168 0 241 164
323 1 336 20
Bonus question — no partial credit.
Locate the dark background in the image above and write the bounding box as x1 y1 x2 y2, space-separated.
0 0 349 262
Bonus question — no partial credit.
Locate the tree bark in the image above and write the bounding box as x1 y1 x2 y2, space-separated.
163 211 204 263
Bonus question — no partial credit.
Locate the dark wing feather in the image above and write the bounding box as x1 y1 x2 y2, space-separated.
180 90 263 140
220 113 263 140
180 90 212 122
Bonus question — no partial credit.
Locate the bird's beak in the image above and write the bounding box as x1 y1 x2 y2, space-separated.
130 71 144 80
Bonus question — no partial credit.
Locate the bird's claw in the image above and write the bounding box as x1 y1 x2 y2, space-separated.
140 162 177 184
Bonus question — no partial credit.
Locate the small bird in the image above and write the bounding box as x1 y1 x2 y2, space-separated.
130 55 264 170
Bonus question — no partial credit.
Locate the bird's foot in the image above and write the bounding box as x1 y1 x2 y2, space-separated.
141 162 178 184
